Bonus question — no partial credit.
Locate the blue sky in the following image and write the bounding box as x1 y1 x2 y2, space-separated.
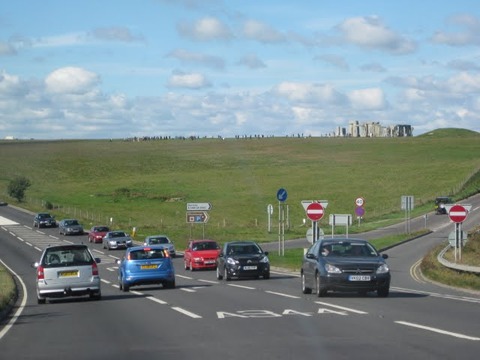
1 0 480 139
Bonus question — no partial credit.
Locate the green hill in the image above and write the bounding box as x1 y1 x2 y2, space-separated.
1 128 479 246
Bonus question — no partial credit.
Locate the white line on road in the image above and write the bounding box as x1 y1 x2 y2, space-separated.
146 296 167 305
227 284 256 290
198 279 219 284
180 288 196 292
265 291 301 299
176 274 193 280
171 306 202 319
395 321 480 341
315 301 368 314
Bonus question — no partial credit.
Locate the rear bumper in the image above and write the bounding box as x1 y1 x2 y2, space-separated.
37 282 101 299
123 271 175 287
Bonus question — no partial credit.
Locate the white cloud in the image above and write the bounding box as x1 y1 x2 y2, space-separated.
431 14 480 46
45 67 100 94
337 16 416 54
167 71 211 89
237 54 266 69
177 16 233 41
348 88 386 110
242 19 286 43
167 49 225 69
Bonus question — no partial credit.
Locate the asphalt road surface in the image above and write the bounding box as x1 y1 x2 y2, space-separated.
1 195 479 360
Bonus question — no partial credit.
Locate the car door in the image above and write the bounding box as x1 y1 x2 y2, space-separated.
302 242 321 288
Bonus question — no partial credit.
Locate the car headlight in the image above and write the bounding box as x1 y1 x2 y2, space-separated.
376 264 390 274
226 257 238 265
259 256 269 263
324 263 342 274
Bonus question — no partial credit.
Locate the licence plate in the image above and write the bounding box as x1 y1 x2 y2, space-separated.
348 275 371 281
243 266 257 270
59 270 78 277
141 264 157 270
204 260 215 264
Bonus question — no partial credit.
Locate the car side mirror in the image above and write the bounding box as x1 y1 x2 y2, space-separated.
32 262 40 268
264 251 269 256
219 253 224 257
115 259 122 265
95 258 101 264
382 254 388 259
306 253 316 260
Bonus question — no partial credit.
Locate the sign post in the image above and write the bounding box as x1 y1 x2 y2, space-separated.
448 204 469 262
276 188 288 256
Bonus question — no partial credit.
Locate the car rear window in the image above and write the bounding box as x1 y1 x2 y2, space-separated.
43 246 94 267
129 249 166 260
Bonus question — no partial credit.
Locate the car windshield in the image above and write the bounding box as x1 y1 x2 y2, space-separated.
111 232 126 238
148 237 169 244
320 242 378 257
95 227 109 232
193 242 218 251
66 220 79 226
228 244 262 255
129 249 166 260
43 246 93 267
39 214 51 219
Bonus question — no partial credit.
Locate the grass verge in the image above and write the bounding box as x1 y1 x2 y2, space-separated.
0 265 16 316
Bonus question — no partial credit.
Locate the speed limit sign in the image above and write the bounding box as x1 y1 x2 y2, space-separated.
355 197 365 207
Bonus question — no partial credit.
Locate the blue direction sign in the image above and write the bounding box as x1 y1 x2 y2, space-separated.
277 188 288 202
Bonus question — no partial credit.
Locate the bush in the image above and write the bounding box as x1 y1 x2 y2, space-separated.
7 176 31 202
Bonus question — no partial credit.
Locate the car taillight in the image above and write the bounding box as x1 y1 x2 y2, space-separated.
164 249 170 258
92 262 99 276
37 266 45 280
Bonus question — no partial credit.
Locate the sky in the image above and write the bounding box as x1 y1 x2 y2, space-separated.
1 0 480 140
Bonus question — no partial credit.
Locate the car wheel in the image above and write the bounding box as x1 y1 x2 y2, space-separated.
122 281 129 292
164 280 175 289
90 291 102 300
377 286 389 297
190 261 195 271
263 272 270 280
37 296 46 304
216 266 223 280
315 273 327 297
224 267 231 281
184 260 189 270
301 272 312 294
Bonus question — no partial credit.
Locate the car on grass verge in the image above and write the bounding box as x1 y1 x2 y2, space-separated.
184 239 221 271
103 230 133 250
144 234 176 257
33 244 101 304
33 212 57 228
58 219 84 235
216 241 270 280
301 238 390 297
117 245 175 291
88 225 110 243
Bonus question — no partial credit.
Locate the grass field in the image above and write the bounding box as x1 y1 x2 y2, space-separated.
1 128 480 249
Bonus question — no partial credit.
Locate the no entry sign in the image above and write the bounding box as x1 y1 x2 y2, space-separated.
306 202 324 221
448 204 468 223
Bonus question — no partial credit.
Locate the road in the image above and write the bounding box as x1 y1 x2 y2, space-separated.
0 197 479 360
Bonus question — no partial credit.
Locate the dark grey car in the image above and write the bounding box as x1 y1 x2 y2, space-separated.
301 238 390 297
33 213 57 228
58 219 84 235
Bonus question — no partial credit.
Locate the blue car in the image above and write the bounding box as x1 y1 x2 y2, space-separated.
117 245 175 291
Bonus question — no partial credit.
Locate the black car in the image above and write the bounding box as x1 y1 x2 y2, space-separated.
435 196 452 214
216 241 270 280
301 238 390 297
33 213 57 228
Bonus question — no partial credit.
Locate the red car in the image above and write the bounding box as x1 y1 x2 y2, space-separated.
88 226 110 243
184 240 221 271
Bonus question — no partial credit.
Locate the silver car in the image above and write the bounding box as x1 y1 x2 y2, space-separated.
144 234 176 258
103 230 133 250
33 244 101 304
58 218 84 235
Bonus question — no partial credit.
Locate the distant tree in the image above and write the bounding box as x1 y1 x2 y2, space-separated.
7 176 31 202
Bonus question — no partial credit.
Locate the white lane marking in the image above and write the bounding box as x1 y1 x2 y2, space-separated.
266 291 301 299
0 216 18 225
227 284 256 290
171 307 202 319
146 296 167 305
176 274 193 280
92 249 103 254
315 301 368 314
180 288 196 293
101 279 111 284
25 242 33 247
395 321 480 341
198 279 219 284
34 247 42 252
392 287 480 304
0 259 28 340
130 290 144 296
